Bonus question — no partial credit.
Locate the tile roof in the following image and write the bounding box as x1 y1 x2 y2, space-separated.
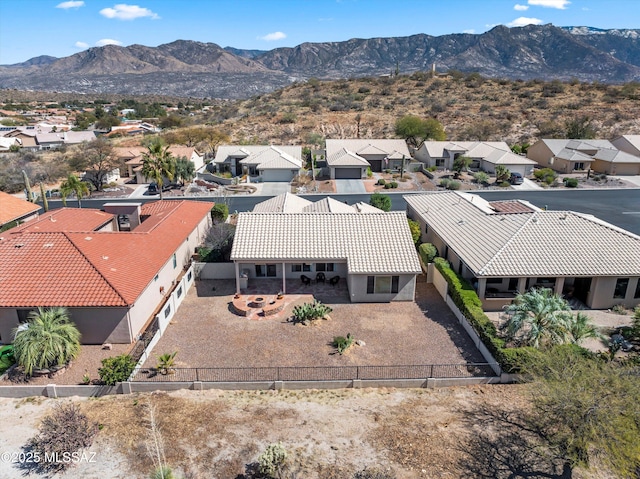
420 141 510 158
302 197 356 213
231 212 421 275
405 192 640 278
593 148 640 164
0 200 213 308
0 191 40 225
554 148 594 162
214 145 302 170
483 149 537 165
121 146 201 166
326 147 370 167
613 135 640 155
326 139 411 161
9 208 113 233
252 193 312 213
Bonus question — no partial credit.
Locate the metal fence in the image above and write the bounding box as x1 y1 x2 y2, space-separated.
130 363 497 383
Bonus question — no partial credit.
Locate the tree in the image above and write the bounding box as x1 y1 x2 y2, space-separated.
142 138 176 200
369 192 391 212
501 288 572 348
567 312 601 344
452 156 472 177
495 165 510 183
407 219 421 245
12 307 81 377
174 156 195 185
394 115 445 148
68 137 120 191
60 173 90 208
565 116 596 139
524 348 640 477
210 203 229 223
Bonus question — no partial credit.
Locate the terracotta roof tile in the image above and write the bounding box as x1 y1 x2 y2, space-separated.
0 191 41 225
9 208 113 233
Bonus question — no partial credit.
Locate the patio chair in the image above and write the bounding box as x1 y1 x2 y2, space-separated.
329 275 340 286
300 274 311 286
316 272 326 283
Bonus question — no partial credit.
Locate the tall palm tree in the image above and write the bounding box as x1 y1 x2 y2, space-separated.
12 307 81 376
60 174 90 208
501 288 572 348
142 138 175 200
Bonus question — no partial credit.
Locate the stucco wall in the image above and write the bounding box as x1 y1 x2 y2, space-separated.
348 274 416 302
526 142 553 167
592 160 640 175
590 276 640 309
237 261 348 280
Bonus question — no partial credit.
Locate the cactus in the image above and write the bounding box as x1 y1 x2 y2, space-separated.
39 182 49 212
22 170 33 202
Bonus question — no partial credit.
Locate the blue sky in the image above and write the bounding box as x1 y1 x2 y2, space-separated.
1 0 638 65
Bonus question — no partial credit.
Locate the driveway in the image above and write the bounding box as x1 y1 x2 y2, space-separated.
612 175 640 187
511 178 543 191
256 182 291 195
335 179 366 194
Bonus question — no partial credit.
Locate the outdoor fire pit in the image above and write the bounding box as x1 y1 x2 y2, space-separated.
250 297 266 308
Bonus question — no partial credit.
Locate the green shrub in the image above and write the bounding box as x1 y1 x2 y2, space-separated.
370 192 391 211
258 442 287 478
534 168 557 185
377 178 386 185
418 243 437 264
332 333 354 354
499 181 511 187
427 165 438 172
447 180 461 190
384 183 391 189
0 345 15 375
98 354 136 385
367 167 373 178
408 219 421 245
291 301 332 325
564 177 579 188
390 181 398 188
210 203 229 223
473 172 489 184
439 178 450 188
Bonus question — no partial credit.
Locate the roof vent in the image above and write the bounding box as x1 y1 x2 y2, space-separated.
457 219 465 225
14 243 24 248
84 236 92 241
560 214 567 220
532 218 538 223
102 255 109 260
43 243 53 248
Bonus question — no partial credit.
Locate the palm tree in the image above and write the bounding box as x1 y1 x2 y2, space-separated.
142 138 175 200
12 307 81 376
501 288 572 348
565 312 602 344
60 174 90 208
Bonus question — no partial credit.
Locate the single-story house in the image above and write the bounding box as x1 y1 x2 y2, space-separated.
325 139 411 179
117 146 204 182
527 139 616 173
35 131 97 150
0 191 41 229
2 128 38 149
0 200 213 344
405 191 640 311
591 148 640 176
214 145 303 182
252 193 383 214
414 141 536 176
0 137 20 151
231 211 421 302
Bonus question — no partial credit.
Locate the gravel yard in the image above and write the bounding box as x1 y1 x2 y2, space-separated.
141 279 485 370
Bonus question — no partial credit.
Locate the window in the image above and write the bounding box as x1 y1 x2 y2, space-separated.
256 264 277 277
635 280 640 299
172 253 177 269
487 278 503 284
614 278 629 299
435 159 445 167
291 263 311 273
154 274 159 282
187 271 192 282
315 263 334 272
574 162 585 170
164 304 171 318
177 286 183 298
366 276 400 294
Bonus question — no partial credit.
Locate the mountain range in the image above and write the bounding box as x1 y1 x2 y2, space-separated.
1 24 639 99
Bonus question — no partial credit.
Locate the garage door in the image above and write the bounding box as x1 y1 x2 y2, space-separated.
261 169 294 182
335 168 362 179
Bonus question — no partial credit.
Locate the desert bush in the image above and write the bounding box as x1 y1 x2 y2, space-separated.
291 301 332 325
390 181 398 188
98 354 136 385
258 442 287 478
353 467 396 479
377 178 386 185
534 168 557 185
210 203 229 223
447 180 461 190
418 243 437 264
28 403 99 473
564 177 579 188
366 167 372 178
332 333 354 354
408 219 421 244
612 304 628 315
439 178 450 188
473 172 489 184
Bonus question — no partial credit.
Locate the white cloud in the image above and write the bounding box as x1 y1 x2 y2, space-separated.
56 1 84 8
508 16 543 27
75 41 89 48
463 29 475 34
527 0 570 9
257 31 287 41
514 4 529 10
99 4 159 20
95 38 123 46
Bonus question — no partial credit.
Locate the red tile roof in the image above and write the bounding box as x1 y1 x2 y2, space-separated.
0 191 41 225
0 200 213 308
9 208 114 234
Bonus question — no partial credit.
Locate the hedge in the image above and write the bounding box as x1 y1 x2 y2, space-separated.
418 243 437 264
433 257 532 373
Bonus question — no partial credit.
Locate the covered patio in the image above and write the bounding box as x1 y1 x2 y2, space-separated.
240 277 350 304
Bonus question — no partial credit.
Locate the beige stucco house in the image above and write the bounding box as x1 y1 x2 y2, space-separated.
405 192 640 311
0 191 41 229
213 145 302 182
325 139 411 179
0 200 213 344
231 209 421 302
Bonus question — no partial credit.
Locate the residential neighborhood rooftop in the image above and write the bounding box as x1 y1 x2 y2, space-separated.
0 191 41 226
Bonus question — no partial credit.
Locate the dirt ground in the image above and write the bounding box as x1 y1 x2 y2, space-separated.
0 384 614 479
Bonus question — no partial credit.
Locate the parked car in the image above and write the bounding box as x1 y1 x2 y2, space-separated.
147 182 159 194
509 172 524 185
611 333 633 352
